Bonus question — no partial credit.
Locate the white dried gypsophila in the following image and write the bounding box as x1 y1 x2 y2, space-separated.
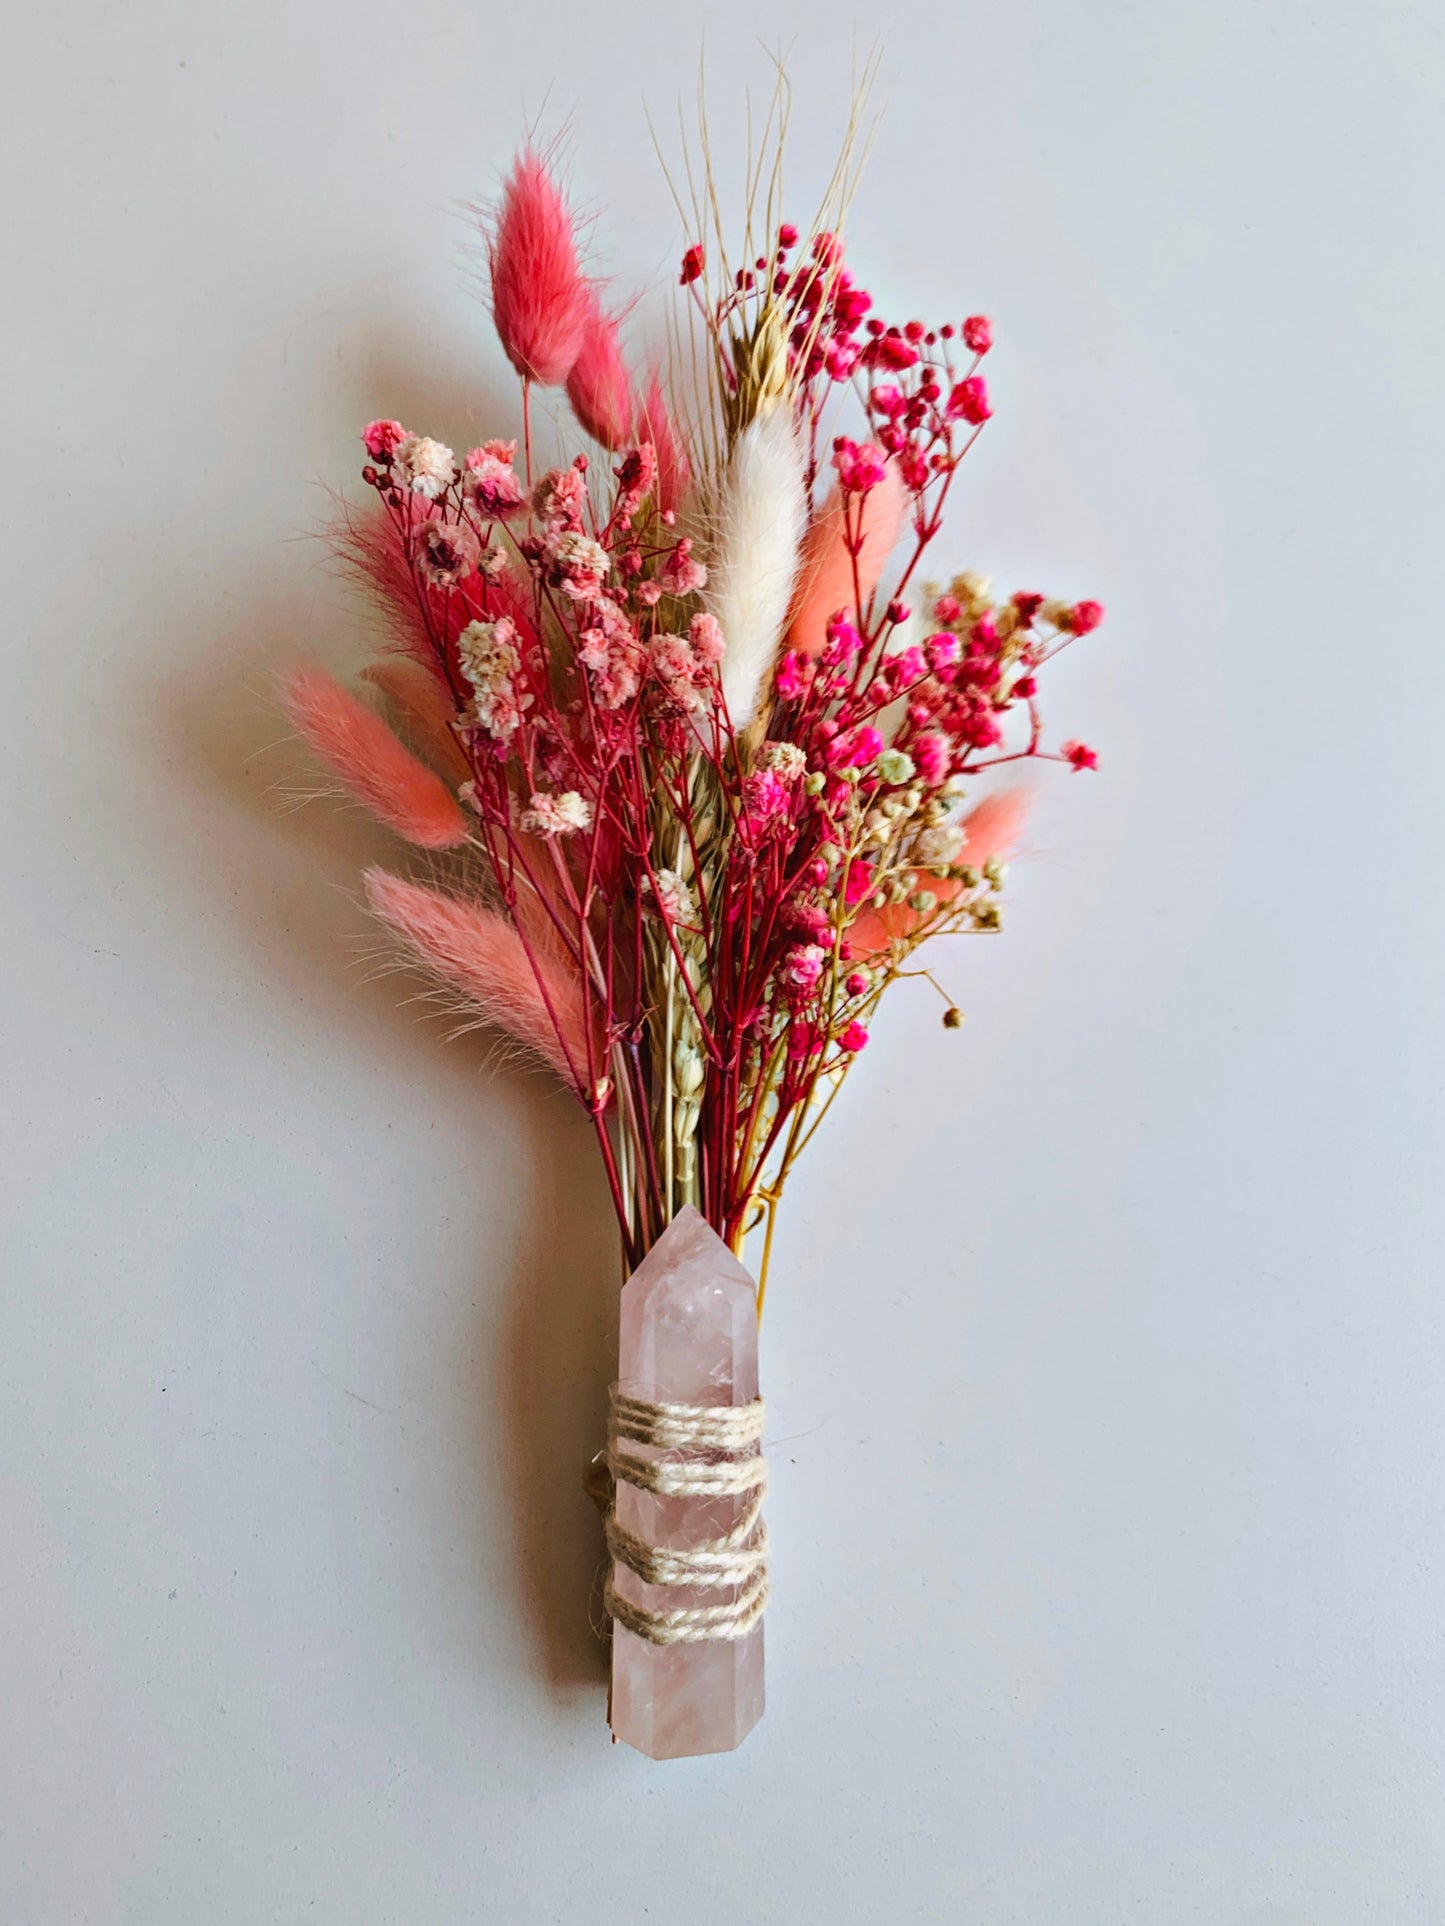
392 434 457 498
876 749 916 785
549 530 610 577
644 867 699 924
477 541 509 580
755 740 807 779
950 570 993 613
912 823 970 869
457 617 520 692
520 789 593 836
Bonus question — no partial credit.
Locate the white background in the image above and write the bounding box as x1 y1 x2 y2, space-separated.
5 2 1444 1920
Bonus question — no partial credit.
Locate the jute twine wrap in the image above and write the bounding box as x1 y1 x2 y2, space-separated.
592 1389 769 1646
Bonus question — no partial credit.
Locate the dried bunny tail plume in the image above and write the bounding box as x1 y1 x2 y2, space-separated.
956 788 1031 868
784 462 908 658
361 658 471 785
331 496 536 675
364 868 590 1090
705 403 807 731
486 147 591 387
329 495 440 672
847 787 1033 958
280 665 469 849
637 370 691 512
566 296 634 449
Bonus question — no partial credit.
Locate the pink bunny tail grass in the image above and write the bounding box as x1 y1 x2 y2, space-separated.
503 828 578 962
332 499 535 680
565 298 634 449
487 148 590 388
281 665 469 849
637 372 691 512
848 786 1031 957
361 658 471 785
364 868 590 1090
783 464 908 659
330 498 444 675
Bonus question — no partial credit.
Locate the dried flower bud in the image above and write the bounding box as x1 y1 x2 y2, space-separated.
946 376 992 426
362 418 407 460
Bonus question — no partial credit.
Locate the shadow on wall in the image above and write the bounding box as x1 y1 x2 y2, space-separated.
143 305 622 1700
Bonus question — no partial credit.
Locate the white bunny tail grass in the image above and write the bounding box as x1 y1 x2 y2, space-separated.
706 405 808 733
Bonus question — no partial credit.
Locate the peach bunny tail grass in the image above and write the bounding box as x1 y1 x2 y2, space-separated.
782 463 908 659
847 786 1032 958
957 788 1031 868
363 868 591 1091
361 658 471 785
280 665 469 849
487 147 591 388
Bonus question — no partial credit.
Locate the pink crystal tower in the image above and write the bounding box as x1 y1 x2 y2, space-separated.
609 1206 765 1759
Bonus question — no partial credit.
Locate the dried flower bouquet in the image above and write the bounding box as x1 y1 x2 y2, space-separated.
281 96 1102 1756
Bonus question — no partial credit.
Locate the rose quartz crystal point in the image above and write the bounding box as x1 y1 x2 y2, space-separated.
609 1205 765 1760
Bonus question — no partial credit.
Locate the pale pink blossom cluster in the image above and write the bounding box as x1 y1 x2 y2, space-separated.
413 517 481 588
578 598 645 708
391 434 457 498
520 789 594 835
457 616 527 743
463 440 528 518
548 528 611 599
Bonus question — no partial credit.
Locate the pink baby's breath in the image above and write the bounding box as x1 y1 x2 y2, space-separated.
464 442 527 518
832 438 889 494
363 419 406 460
912 732 950 785
688 611 725 663
412 518 480 587
844 862 876 907
780 944 827 999
947 376 992 425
